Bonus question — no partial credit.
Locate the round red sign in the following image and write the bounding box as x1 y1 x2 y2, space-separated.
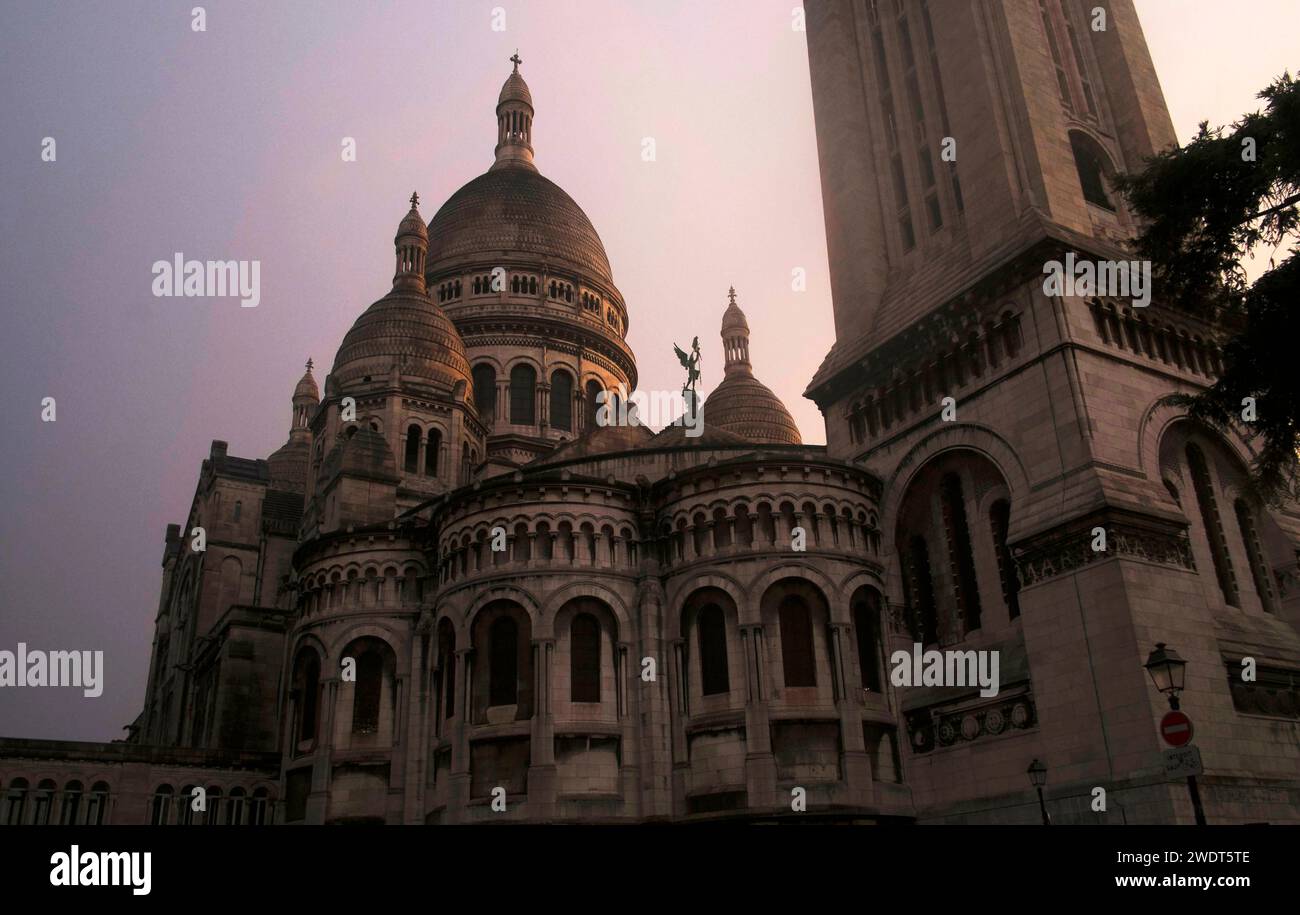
1160 710 1194 747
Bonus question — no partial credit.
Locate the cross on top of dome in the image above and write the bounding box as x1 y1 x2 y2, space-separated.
409 191 419 209
510 51 522 70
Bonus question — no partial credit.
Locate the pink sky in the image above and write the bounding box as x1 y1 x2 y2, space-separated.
0 0 1295 739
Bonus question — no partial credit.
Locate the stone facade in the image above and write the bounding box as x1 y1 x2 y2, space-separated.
3 4 1298 826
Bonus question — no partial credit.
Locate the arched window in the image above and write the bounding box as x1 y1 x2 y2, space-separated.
940 473 982 632
293 649 321 747
425 428 441 476
570 613 601 702
510 364 536 425
585 379 604 429
903 534 939 645
550 370 574 432
779 595 816 687
1234 499 1275 613
151 785 174 826
437 619 456 725
85 782 109 826
489 616 518 706
4 779 28 825
989 499 1020 619
352 650 383 734
1070 131 1114 210
1186 443 1239 606
60 781 83 825
232 500 242 522
404 424 421 474
472 364 496 422
853 589 883 692
698 604 730 696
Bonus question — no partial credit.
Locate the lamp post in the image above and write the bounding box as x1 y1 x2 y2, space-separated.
1143 642 1206 825
1027 758 1051 825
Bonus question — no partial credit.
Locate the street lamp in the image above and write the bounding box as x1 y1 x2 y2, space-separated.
1143 642 1206 825
1027 758 1051 825
1143 642 1187 709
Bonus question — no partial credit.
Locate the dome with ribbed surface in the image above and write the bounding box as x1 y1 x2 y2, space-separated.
703 373 803 445
425 168 613 284
293 365 319 401
331 290 472 392
499 69 532 107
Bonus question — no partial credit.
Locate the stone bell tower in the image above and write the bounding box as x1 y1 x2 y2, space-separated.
803 0 1300 824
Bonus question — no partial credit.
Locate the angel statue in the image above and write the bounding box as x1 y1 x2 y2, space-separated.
673 336 701 405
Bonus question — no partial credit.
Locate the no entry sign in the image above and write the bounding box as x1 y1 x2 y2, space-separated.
1160 710 1194 747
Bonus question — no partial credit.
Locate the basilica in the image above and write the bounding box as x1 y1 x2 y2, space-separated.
3 0 1299 826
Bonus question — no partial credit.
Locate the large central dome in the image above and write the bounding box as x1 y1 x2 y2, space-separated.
425 168 613 284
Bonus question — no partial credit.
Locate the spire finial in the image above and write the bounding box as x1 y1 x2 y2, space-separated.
305 357 314 372
510 51 522 71
728 285 737 306
409 191 419 210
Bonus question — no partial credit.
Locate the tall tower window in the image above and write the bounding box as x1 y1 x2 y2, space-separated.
867 1 915 252
472 364 496 422
425 428 440 476
698 604 730 696
351 650 383 734
404 424 421 473
488 616 519 706
293 649 321 747
570 613 601 702
1038 0 1074 109
989 499 1021 619
1186 443 1239 607
779 595 817 688
550 370 573 432
853 588 883 692
1070 132 1114 210
1234 499 1275 613
902 534 939 645
940 473 982 633
510 364 536 425
437 620 456 724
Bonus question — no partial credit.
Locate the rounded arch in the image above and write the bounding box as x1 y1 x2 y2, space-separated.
328 623 405 675
664 570 749 635
758 576 834 697
680 585 743 705
882 425 1030 536
1139 394 1258 484
463 585 542 629
1069 128 1120 211
747 561 841 621
538 580 632 639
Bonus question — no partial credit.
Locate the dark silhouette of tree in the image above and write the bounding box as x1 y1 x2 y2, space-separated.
1114 74 1299 501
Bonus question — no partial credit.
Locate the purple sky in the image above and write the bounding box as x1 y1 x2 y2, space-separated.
1 1 1296 741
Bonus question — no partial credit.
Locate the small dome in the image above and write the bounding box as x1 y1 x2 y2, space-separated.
722 289 749 335
331 289 473 393
294 363 320 402
703 373 803 446
397 199 428 241
426 167 613 284
268 437 310 489
499 68 533 108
